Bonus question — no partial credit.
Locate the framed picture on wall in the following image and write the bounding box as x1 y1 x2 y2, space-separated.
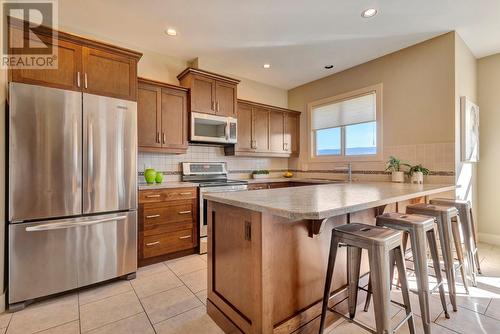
461 96 479 162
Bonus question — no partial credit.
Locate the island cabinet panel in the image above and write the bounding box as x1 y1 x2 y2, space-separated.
177 68 240 116
138 78 189 154
8 18 142 100
225 99 301 158
206 201 379 334
138 187 198 266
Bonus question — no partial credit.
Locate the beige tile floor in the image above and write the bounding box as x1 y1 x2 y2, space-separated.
2 243 500 333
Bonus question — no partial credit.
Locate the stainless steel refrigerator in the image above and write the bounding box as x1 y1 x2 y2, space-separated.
8 82 137 308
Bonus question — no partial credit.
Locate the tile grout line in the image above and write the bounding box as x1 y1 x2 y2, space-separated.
129 278 159 334
77 293 82 334
30 319 79 334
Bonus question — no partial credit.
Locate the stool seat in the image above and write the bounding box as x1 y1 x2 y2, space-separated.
334 223 402 246
378 213 435 231
407 203 458 215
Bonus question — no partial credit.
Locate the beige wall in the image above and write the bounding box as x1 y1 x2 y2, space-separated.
454 34 477 216
478 53 500 242
288 33 456 178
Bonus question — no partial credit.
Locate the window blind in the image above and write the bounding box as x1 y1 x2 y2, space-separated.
312 92 376 130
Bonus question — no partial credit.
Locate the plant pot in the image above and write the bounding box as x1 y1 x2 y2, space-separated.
410 171 424 184
391 171 405 183
252 174 270 179
144 168 157 184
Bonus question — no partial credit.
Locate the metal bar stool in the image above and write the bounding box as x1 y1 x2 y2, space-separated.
430 198 481 286
319 223 415 334
406 203 469 312
363 213 450 334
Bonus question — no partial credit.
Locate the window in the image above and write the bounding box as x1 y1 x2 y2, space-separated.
308 84 382 161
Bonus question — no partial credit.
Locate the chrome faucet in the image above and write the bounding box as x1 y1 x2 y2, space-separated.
332 163 352 182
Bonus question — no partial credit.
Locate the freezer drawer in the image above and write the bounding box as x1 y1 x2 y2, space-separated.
8 212 137 305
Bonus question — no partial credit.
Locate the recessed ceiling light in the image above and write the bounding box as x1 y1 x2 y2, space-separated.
165 28 177 36
263 64 271 69
361 8 377 18
324 65 334 69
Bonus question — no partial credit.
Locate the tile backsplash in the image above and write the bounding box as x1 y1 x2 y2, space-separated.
138 145 289 180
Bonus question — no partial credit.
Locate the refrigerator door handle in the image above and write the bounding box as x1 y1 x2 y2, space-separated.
87 119 94 194
25 215 127 232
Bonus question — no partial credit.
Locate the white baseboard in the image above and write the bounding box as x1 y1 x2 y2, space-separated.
478 233 500 246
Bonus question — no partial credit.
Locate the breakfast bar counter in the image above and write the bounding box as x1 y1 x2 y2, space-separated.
204 182 455 334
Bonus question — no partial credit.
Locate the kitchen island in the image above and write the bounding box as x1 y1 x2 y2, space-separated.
204 182 455 334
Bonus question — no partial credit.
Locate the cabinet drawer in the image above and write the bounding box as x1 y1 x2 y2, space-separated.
139 188 197 203
248 183 269 191
143 221 193 237
268 182 292 189
143 203 194 225
143 229 194 258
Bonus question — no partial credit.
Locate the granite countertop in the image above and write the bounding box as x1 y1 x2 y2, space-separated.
138 181 199 190
204 182 456 220
243 177 346 184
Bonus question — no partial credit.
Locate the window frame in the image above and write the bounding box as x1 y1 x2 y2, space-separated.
307 83 383 163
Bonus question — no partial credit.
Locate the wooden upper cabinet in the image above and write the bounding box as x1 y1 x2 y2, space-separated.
161 87 188 151
8 19 142 100
138 82 162 149
269 111 285 153
253 107 270 152
190 75 216 114
225 99 301 157
215 81 237 117
177 68 239 116
82 47 138 101
285 113 300 156
138 78 188 154
235 102 253 152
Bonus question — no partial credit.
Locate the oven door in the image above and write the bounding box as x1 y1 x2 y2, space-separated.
191 112 230 144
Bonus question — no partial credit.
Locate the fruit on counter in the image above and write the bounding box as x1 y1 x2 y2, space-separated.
144 168 157 184
155 172 164 184
283 171 293 178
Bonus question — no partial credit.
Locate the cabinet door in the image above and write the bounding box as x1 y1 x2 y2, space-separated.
161 88 188 152
138 83 162 150
10 32 82 91
215 81 237 117
285 113 300 155
252 107 270 152
235 102 253 152
191 75 216 114
269 110 285 153
82 47 137 101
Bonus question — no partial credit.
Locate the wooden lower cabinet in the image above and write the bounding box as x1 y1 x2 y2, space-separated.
248 181 317 190
138 187 198 266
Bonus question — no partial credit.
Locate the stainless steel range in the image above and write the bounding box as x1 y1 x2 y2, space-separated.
182 162 248 254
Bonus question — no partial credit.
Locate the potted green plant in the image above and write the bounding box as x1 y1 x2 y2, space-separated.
408 164 430 184
385 156 410 183
251 170 270 179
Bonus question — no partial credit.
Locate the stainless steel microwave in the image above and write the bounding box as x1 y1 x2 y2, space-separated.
190 112 237 144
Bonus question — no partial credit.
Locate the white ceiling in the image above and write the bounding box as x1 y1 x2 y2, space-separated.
58 0 500 89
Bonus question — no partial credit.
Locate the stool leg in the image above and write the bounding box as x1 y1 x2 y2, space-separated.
427 229 450 319
363 278 372 312
451 218 470 294
394 246 416 334
470 208 482 274
368 245 392 334
348 246 362 319
319 235 339 334
410 229 431 334
436 213 458 311
396 232 409 289
456 212 477 287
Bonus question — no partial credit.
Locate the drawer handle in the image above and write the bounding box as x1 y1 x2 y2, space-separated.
179 235 191 240
146 241 160 246
179 192 192 195
178 211 191 215
146 194 161 198
146 214 160 219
